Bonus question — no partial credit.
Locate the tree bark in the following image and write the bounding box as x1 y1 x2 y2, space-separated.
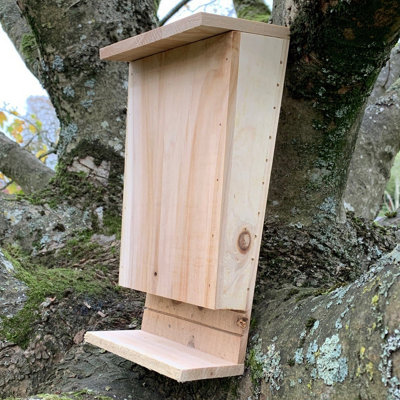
267 0 400 223
0 131 54 193
2 0 398 222
344 47 400 219
0 0 38 76
1 1 400 400
0 0 157 181
0 216 398 399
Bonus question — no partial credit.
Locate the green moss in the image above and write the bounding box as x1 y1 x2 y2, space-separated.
0 245 112 348
305 317 317 330
284 288 300 301
103 211 122 239
385 210 397 218
287 1 400 190
312 282 346 298
16 169 101 210
246 345 265 387
233 0 270 23
2 390 114 400
295 291 314 302
15 140 124 229
20 33 38 65
54 230 98 262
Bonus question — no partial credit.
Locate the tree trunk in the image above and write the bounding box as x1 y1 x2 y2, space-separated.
1 1 400 399
344 47 400 219
1 0 157 185
268 0 400 223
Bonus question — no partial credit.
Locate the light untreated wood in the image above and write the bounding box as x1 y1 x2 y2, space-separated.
88 18 290 381
119 32 237 309
142 308 243 363
120 31 288 311
100 12 290 62
145 294 246 335
84 330 244 382
216 33 289 310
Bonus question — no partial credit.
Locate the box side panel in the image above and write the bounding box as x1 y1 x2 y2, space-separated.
216 33 289 310
119 33 237 308
119 62 136 289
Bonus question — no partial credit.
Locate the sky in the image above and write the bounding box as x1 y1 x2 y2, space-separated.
0 0 273 113
0 26 47 112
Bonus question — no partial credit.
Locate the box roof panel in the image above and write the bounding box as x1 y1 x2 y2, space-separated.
100 12 289 62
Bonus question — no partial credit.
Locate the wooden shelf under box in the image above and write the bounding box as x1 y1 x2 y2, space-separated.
85 330 244 382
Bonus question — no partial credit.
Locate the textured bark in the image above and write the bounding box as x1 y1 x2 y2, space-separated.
0 249 27 321
266 0 400 223
367 46 400 104
344 47 400 219
1 2 400 400
0 192 92 252
0 0 157 178
0 131 54 193
0 0 38 76
0 217 399 400
238 242 400 399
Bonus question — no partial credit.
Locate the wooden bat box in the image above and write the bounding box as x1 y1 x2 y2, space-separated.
85 12 289 382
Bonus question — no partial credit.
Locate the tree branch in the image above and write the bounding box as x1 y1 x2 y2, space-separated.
159 0 191 26
344 47 400 219
0 131 54 194
0 0 41 80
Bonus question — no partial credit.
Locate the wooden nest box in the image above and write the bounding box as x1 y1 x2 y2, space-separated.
85 12 289 382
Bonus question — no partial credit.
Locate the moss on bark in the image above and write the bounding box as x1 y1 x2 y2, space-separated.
267 0 400 223
0 236 117 347
233 0 270 22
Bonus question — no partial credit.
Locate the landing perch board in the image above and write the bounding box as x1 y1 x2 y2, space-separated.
85 12 289 381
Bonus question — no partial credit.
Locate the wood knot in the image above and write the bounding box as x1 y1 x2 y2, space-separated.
238 230 251 253
236 317 248 329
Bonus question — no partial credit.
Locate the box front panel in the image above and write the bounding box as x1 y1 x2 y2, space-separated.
119 33 237 308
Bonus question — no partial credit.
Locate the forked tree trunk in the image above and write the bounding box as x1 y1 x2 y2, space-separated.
0 1 400 399
269 0 400 223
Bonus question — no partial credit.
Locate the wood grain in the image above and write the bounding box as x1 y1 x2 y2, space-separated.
216 33 290 310
142 308 242 363
120 31 289 311
119 32 238 309
100 12 290 62
145 294 247 335
85 330 244 382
